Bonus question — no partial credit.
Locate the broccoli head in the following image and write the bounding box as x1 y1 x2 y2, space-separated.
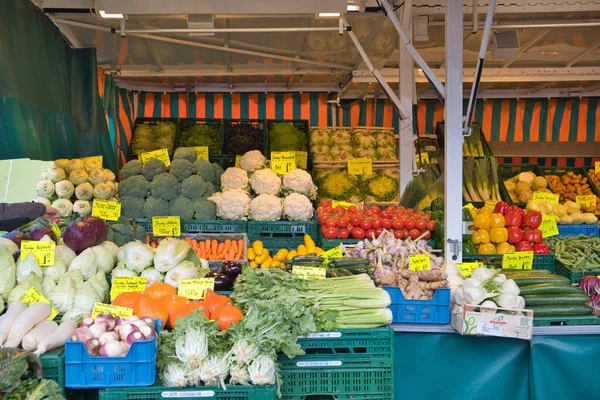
120 160 143 179
317 170 360 202
174 147 198 164
193 159 215 183
142 157 168 181
120 196 145 218
204 182 217 196
169 159 194 181
180 175 208 199
143 196 169 218
169 195 194 220
193 198 217 220
149 173 179 200
269 123 307 152
118 175 150 198
213 163 224 185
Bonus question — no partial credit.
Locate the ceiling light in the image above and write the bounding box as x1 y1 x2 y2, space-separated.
347 4 361 11
318 12 341 18
99 10 124 19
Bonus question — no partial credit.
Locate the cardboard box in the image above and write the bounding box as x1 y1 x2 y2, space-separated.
451 304 534 340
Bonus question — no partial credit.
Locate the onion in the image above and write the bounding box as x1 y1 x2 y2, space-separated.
126 331 146 345
141 317 154 327
80 318 94 328
129 319 148 329
120 341 130 355
85 338 101 356
100 340 124 357
138 325 156 340
88 321 109 338
95 313 116 330
99 331 119 346
118 323 138 341
72 327 93 342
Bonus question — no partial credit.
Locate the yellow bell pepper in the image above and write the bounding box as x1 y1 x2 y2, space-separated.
469 208 478 220
477 207 493 216
471 229 490 245
478 243 496 254
489 227 508 244
473 214 491 230
496 242 515 254
489 213 505 228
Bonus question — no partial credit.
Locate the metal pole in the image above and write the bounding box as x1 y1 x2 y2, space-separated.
398 1 415 195
428 19 600 29
124 27 342 34
445 0 464 262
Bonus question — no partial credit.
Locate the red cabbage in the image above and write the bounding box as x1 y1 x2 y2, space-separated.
79 216 107 245
578 276 599 296
28 227 58 243
63 220 96 254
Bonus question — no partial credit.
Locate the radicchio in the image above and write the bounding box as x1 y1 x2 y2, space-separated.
578 276 599 296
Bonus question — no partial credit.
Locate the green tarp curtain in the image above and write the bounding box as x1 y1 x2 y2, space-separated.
0 0 116 172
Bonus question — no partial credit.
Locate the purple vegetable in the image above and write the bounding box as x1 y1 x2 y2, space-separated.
221 261 242 279
72 327 93 342
28 227 57 243
95 313 116 330
2 231 27 248
79 216 107 245
579 276 599 296
117 323 138 342
85 338 101 356
138 325 156 340
99 331 119 346
81 318 94 328
590 294 600 308
63 220 96 254
12 250 20 263
100 340 124 357
126 331 146 345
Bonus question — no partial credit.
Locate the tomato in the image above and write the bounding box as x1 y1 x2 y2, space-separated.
394 230 405 239
405 220 416 230
421 230 431 240
409 229 421 240
324 205 334 214
334 205 345 213
423 214 432 221
361 220 372 231
339 228 350 239
321 226 329 235
382 219 392 229
365 210 375 217
372 219 382 229
415 220 427 231
392 219 404 230
365 229 375 240
379 211 390 219
326 219 337 228
349 216 361 227
318 214 328 224
336 219 348 229
374 227 383 237
370 205 381 213
319 199 329 207
323 227 339 239
427 220 436 232
347 206 357 214
351 227 366 239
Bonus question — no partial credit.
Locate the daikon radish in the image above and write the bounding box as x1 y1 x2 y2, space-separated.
35 320 77 356
22 320 58 351
0 302 27 346
4 302 52 348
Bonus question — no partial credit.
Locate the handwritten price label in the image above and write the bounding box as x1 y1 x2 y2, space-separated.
409 254 430 272
21 287 59 320
21 240 54 266
485 200 498 209
235 155 242 168
110 276 147 301
332 201 356 209
192 146 210 161
293 266 327 280
532 192 559 205
92 303 133 319
321 246 343 260
347 158 373 176
539 214 559 238
415 152 429 164
271 152 297 175
139 148 171 167
463 203 475 211
576 195 596 209
502 251 534 270
178 278 215 299
92 199 121 221
456 262 483 278
152 216 181 237
294 151 308 169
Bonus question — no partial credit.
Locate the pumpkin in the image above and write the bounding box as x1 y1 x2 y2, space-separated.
145 282 177 301
204 289 232 317
133 294 169 327
211 304 244 331
168 302 209 329
159 295 189 314
112 292 142 309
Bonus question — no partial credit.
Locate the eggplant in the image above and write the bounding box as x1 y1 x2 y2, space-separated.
207 270 233 290
221 261 242 279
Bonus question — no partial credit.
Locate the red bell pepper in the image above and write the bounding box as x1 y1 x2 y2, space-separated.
524 210 542 229
507 226 524 244
533 243 550 255
493 201 510 216
504 210 523 228
516 241 534 252
523 228 543 244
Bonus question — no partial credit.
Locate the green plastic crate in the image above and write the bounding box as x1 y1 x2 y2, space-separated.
297 327 393 355
554 260 600 284
40 348 65 395
247 220 318 252
127 118 180 160
99 384 276 400
497 164 551 207
321 238 360 250
67 389 100 400
136 219 246 234
178 118 224 155
462 254 555 272
533 315 600 326
279 353 393 369
282 395 392 400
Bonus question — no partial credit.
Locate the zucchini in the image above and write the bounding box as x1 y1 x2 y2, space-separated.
530 305 593 317
519 284 586 296
331 258 370 268
342 265 369 275
502 269 552 275
293 256 324 263
523 294 590 307
335 268 354 276
513 276 571 286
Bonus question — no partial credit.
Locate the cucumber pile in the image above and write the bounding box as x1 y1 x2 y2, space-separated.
506 270 595 318
326 257 374 279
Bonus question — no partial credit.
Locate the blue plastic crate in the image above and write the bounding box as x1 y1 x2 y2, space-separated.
557 224 599 237
383 287 450 324
65 320 161 389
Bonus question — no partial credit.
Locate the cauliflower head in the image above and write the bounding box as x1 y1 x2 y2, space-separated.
283 193 314 221
208 189 251 220
239 150 267 172
282 169 317 199
221 167 249 190
250 194 283 221
250 169 281 195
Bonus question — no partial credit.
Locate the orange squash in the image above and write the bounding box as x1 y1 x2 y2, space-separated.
113 292 142 309
211 304 244 331
133 294 169 327
145 282 177 301
159 295 189 314
203 289 232 317
168 302 210 329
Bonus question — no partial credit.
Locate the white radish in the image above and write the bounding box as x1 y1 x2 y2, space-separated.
21 320 58 351
35 320 77 356
98 331 119 346
4 303 52 348
88 321 109 338
129 319 148 329
0 302 27 346
100 340 124 357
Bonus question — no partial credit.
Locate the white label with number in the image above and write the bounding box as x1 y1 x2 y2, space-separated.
161 391 215 398
296 361 342 367
306 332 342 338
476 323 504 337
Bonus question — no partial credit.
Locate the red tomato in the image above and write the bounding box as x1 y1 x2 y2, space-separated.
382 219 392 229
339 228 350 239
350 216 361 227
394 230 405 239
374 227 383 237
347 206 357 214
405 220 416 230
319 200 329 207
372 219 382 229
361 220 372 231
324 205 334 214
421 230 431 240
427 220 436 232
365 229 375 240
402 229 410 238
326 219 337 228
370 205 381 213
351 228 366 239
409 229 421 240
318 214 328 224
392 219 405 230
380 211 391 219
365 210 375 217
336 219 348 229
416 220 427 231
323 227 339 239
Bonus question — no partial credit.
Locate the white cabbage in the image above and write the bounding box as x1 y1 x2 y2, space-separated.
68 248 98 280
73 280 103 312
47 274 78 313
92 245 116 273
99 241 119 257
123 241 155 273
16 253 43 284
164 261 199 288
154 238 191 273
42 276 56 296
88 271 109 299
141 267 164 284
0 238 18 255
111 265 139 282
8 274 42 305
55 245 76 267
0 247 16 300
43 259 67 282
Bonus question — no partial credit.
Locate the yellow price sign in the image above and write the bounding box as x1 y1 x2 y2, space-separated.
456 262 483 278
192 146 210 161
92 199 121 222
235 155 242 168
178 278 215 299
139 148 171 167
271 152 296 174
532 192 559 205
409 254 430 271
321 246 343 260
463 203 475 211
502 251 534 270
21 240 55 266
347 158 373 176
539 214 559 238
92 303 134 319
596 161 600 174
110 276 147 301
21 287 59 320
294 151 308 169
415 152 429 164
576 195 596 209
152 216 181 237
485 200 498 209
292 266 327 280
332 201 356 209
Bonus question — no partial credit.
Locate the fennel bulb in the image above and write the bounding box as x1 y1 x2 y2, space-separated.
471 267 495 283
480 300 498 314
175 326 208 367
248 355 276 386
462 287 486 305
231 339 259 366
495 294 518 309
162 363 188 388
500 279 520 296
229 363 251 386
199 354 230 389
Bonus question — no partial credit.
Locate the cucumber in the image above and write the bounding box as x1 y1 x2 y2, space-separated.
503 269 552 275
530 305 593 317
331 258 370 268
519 284 586 296
513 276 571 286
343 265 369 274
523 294 590 307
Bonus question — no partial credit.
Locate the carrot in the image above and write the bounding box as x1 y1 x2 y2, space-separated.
231 241 238 257
184 237 192 245
211 240 218 255
227 248 236 260
225 239 231 248
236 240 244 259
199 241 205 254
217 243 225 254
145 236 150 244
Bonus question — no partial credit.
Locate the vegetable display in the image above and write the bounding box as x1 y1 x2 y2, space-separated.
463 157 501 203
268 123 307 153
527 200 598 225
503 170 551 204
546 235 600 275
248 235 323 269
0 348 65 399
310 128 398 163
223 123 264 155
132 121 177 155
147 236 245 262
179 123 220 155
544 171 600 210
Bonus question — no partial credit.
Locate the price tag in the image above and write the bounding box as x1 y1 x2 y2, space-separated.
21 287 59 320
502 251 534 270
476 323 504 337
293 266 327 280
321 246 343 260
596 161 600 174
532 192 559 205
294 151 308 169
456 262 482 278
463 203 475 211
178 278 215 299
271 152 297 174
139 148 171 167
409 254 430 271
110 276 147 301
92 303 133 319
152 216 181 237
21 240 54 266
539 214 559 238
332 201 356 209
415 152 429 164
235 155 242 168
92 199 121 221
192 146 209 161
80 155 103 165
485 200 498 209
51 223 61 241
347 158 373 176
576 195 596 209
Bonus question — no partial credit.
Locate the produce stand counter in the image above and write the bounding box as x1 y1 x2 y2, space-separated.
391 324 600 400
